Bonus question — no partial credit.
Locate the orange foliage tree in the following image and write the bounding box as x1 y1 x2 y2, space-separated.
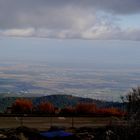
60 106 75 115
97 107 125 117
12 99 33 114
76 103 97 115
37 101 55 114
74 103 125 117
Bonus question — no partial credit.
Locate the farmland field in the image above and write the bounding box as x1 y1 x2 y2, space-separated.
0 61 140 101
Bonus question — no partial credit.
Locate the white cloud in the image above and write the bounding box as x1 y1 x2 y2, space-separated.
1 26 140 41
1 28 35 37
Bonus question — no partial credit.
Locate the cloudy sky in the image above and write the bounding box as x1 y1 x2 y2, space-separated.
0 0 140 40
0 0 140 100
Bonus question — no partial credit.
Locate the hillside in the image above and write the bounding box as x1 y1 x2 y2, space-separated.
0 95 123 113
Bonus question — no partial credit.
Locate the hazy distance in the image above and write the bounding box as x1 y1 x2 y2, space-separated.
0 37 140 101
0 37 140 68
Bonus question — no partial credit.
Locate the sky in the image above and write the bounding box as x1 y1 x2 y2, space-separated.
0 37 140 69
0 0 140 67
0 0 140 100
0 0 140 40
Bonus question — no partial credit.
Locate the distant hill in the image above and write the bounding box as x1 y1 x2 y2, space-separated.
0 94 123 113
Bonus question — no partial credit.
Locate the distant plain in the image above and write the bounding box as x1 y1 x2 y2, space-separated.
0 61 140 101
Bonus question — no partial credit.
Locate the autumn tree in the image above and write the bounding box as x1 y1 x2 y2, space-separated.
98 107 125 117
75 103 124 117
37 101 55 114
60 106 75 115
122 87 140 120
76 103 97 115
12 99 33 114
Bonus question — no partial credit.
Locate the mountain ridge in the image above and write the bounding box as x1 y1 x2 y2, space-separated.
0 94 123 113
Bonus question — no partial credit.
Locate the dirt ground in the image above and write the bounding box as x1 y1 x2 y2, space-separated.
0 117 120 130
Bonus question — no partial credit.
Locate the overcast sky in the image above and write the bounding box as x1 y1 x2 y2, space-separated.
0 0 140 40
1 1 140 100
0 37 140 69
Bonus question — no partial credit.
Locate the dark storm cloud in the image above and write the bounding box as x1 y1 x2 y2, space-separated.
0 0 139 29
1 0 139 14
82 0 140 14
0 0 140 40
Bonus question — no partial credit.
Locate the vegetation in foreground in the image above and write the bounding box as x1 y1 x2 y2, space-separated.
0 86 140 139
0 124 140 140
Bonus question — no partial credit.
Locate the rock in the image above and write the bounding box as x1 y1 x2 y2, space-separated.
0 134 7 139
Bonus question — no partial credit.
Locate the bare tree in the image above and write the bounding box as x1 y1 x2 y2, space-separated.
123 87 140 121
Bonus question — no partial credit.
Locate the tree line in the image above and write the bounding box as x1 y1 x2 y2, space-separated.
10 98 125 117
